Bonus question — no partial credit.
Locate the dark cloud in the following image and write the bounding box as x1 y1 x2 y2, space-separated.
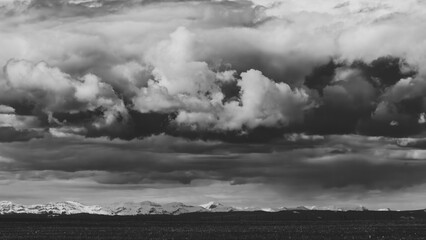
397 138 426 149
304 59 337 95
0 127 44 142
354 56 418 89
1 135 425 192
302 56 424 137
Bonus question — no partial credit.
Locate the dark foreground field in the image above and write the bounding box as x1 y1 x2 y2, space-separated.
1 211 426 240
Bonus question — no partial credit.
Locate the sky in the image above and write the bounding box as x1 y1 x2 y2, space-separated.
1 0 426 210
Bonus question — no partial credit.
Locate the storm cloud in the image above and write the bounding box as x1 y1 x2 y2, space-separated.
1 134 426 208
1 0 426 209
0 0 426 141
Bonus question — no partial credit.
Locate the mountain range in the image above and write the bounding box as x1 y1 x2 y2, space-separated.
0 200 391 216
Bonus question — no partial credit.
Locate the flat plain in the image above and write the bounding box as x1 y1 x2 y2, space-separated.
0 211 425 240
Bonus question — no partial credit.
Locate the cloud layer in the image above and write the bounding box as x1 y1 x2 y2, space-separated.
2 134 426 209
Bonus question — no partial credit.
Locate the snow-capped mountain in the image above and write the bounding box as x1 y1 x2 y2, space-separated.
340 205 369 211
235 206 279 212
110 201 165 215
200 202 236 212
162 202 208 215
0 201 111 215
38 201 112 215
0 200 396 216
109 201 208 215
279 205 370 212
280 206 312 211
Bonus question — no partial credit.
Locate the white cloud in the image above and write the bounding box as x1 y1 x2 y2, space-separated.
0 105 15 114
3 59 127 128
223 69 309 129
0 114 40 129
175 69 310 130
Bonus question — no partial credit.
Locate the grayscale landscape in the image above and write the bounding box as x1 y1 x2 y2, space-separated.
1 0 426 239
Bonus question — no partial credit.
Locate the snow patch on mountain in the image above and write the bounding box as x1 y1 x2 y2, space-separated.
110 201 163 215
280 205 370 211
0 200 111 215
162 202 208 215
200 202 236 212
109 201 208 215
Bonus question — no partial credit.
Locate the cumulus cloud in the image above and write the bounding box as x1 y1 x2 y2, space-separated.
175 69 309 130
2 59 128 134
1 0 426 140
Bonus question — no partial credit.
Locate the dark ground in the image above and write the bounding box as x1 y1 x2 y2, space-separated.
0 211 426 239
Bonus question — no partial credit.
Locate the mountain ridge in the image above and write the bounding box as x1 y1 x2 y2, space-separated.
0 200 398 216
